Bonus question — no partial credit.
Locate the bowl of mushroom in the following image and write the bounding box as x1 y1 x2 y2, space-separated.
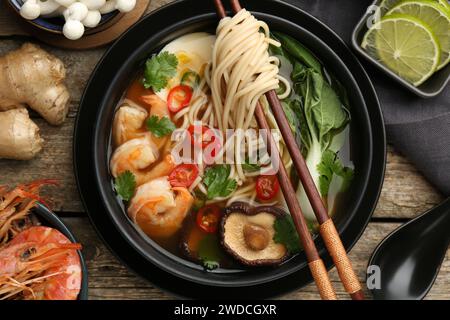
8 0 136 40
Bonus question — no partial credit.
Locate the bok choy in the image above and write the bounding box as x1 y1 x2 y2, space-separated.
272 32 354 221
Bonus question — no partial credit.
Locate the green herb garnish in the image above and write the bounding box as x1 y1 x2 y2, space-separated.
192 190 208 211
203 165 237 200
273 215 302 254
317 150 354 197
242 158 260 172
198 234 223 270
143 51 178 92
146 116 176 138
180 70 200 88
114 170 136 201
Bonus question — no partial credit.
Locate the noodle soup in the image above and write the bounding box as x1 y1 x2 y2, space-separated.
109 10 354 270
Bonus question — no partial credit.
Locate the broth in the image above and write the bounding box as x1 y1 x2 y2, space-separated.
109 30 355 271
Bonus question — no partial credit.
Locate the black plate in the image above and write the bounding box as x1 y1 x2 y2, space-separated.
74 0 386 298
31 204 88 300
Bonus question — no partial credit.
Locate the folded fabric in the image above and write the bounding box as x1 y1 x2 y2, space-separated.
286 0 450 195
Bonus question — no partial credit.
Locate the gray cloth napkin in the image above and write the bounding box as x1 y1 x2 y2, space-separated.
285 0 450 195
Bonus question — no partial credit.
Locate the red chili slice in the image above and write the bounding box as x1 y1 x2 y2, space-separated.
196 204 222 233
169 164 199 188
256 175 280 201
167 85 193 113
188 125 220 148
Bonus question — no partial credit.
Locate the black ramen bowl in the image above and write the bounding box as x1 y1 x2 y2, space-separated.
33 204 88 300
74 0 386 298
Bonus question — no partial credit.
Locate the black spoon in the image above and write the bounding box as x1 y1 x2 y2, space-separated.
368 198 450 300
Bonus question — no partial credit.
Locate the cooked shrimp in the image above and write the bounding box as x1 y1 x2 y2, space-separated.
142 154 177 182
141 94 171 150
128 177 194 238
0 199 36 245
141 94 170 118
113 100 148 146
0 226 82 300
110 134 160 185
0 180 57 244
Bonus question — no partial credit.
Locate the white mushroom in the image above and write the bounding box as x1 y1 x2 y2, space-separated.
115 0 136 13
79 0 106 10
54 0 77 7
20 0 41 20
37 0 60 15
63 2 89 21
99 0 116 14
63 19 85 40
82 10 102 28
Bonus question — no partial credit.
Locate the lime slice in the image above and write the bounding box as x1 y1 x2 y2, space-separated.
437 0 450 10
380 0 402 15
380 0 450 15
388 0 450 69
362 14 440 86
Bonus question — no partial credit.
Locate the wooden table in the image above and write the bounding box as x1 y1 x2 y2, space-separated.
0 0 448 300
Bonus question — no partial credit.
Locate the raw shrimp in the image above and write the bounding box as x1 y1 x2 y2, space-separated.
113 100 148 146
0 226 82 300
110 134 160 185
128 177 194 238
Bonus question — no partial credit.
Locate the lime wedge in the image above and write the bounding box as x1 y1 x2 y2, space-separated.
362 14 440 86
388 0 450 69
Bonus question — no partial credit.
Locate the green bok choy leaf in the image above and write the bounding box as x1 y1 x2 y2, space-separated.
272 33 354 221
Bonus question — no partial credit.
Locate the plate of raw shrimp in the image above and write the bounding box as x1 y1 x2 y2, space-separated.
0 180 88 300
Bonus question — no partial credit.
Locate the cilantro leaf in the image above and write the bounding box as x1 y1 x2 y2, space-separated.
146 116 176 138
273 215 302 254
198 234 223 270
242 158 260 172
143 52 178 92
114 171 136 201
203 260 220 270
192 190 207 212
203 165 237 200
317 150 354 197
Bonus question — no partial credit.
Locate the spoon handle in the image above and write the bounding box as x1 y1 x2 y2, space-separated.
428 198 450 244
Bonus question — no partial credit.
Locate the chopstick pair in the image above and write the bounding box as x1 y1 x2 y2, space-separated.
214 0 364 300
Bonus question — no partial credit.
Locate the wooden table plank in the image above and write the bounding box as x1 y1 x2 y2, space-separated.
63 217 450 300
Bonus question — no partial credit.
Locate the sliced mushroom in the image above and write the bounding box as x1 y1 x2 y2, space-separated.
220 202 289 266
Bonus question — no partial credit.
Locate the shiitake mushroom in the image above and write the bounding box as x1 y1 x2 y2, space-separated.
220 202 289 266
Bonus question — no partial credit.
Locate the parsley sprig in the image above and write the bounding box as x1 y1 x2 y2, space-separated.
203 165 237 200
114 171 136 201
143 52 178 92
146 116 176 138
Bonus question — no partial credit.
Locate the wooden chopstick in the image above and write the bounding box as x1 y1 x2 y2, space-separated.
266 92 365 300
214 0 337 300
229 0 365 300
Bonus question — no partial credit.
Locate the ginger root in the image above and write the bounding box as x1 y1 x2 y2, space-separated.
0 43 70 126
0 109 43 160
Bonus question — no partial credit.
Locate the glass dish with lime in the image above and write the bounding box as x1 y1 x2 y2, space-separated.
353 0 450 96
